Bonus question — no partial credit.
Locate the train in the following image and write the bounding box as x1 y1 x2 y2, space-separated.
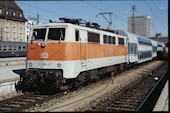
0 41 26 58
15 18 166 92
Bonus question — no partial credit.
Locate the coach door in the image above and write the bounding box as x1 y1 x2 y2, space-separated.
79 30 87 68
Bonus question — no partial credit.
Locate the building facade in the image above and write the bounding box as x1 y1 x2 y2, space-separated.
0 0 27 42
128 16 151 38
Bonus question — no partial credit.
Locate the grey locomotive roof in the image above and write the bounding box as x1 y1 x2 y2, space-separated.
0 0 27 22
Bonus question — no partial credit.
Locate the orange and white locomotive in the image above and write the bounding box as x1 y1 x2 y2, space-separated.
18 18 128 91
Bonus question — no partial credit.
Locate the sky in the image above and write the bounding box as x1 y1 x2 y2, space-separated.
16 0 168 37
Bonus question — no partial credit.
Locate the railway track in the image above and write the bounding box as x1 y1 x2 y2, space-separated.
0 61 166 112
0 91 65 112
90 62 168 112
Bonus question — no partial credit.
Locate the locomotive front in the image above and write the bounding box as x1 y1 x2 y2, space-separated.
18 23 73 91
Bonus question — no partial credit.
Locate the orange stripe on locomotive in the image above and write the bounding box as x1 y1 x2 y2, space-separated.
27 42 128 60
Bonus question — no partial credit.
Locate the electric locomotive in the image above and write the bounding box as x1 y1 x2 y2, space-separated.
16 18 128 91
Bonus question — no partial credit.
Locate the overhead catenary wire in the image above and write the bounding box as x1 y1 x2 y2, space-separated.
16 1 68 23
101 2 128 24
152 0 167 22
18 1 66 17
144 0 167 31
134 4 166 36
16 1 167 36
17 1 97 24
102 1 167 36
82 1 128 29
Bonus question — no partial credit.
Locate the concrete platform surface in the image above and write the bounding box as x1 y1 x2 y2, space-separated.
0 65 25 83
0 57 26 67
0 57 26 61
153 80 169 111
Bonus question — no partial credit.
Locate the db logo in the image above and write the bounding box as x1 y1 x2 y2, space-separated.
40 52 48 58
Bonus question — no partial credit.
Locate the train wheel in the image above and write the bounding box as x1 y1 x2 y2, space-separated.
69 80 79 90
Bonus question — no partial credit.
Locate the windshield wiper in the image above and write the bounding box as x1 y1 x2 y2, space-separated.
59 29 63 43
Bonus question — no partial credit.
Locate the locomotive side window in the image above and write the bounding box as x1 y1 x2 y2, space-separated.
48 28 65 41
75 30 79 41
112 36 115 44
32 28 46 41
118 38 124 45
103 35 115 44
103 35 107 44
108 36 112 44
88 32 100 43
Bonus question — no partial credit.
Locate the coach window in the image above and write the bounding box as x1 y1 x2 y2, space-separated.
0 46 1 51
18 46 21 51
131 47 133 52
88 32 100 43
75 30 79 41
3 46 7 51
118 38 124 45
23 47 26 51
48 28 65 41
8 46 12 51
13 46 17 51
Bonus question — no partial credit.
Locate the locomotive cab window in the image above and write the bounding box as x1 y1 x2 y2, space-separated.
32 28 46 41
48 28 65 41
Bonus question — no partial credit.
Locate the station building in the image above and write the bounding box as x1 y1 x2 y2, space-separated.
0 0 27 42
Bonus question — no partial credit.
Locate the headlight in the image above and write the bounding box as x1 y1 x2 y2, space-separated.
41 43 46 48
57 63 61 67
29 63 32 67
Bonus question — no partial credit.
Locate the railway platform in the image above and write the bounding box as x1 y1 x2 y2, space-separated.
0 65 25 96
153 80 169 111
0 57 26 67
